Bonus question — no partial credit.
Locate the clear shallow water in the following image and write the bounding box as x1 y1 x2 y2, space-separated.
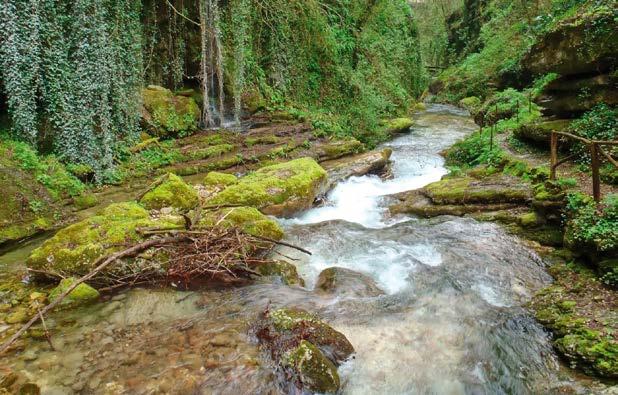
1 105 610 394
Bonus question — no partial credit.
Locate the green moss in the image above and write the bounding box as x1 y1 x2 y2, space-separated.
48 277 99 306
245 135 280 147
142 86 200 137
140 173 199 211
73 193 99 210
518 212 539 228
183 144 234 161
458 96 482 114
256 261 304 286
203 172 238 187
382 118 413 134
424 175 530 205
283 340 340 394
319 139 365 160
197 206 284 240
26 202 181 277
209 157 327 217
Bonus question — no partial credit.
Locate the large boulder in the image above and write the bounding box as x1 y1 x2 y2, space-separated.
255 308 354 394
141 85 200 138
26 202 183 281
423 174 532 205
208 158 328 217
315 267 384 298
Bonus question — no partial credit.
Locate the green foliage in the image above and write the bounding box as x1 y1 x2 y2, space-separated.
565 192 618 252
570 104 617 164
446 131 504 167
1 138 85 199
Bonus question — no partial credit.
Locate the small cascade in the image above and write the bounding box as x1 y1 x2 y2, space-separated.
199 0 227 129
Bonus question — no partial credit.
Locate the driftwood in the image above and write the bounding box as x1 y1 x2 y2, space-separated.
1 224 311 355
0 236 187 355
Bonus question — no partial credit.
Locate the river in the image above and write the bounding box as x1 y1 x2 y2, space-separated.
1 105 608 394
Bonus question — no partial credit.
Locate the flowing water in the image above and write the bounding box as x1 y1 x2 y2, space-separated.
1 105 610 394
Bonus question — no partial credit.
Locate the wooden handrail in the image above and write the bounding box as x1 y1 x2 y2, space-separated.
550 130 617 202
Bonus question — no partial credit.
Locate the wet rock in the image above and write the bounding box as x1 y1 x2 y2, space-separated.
390 190 520 217
141 85 200 138
49 278 99 307
140 173 199 211
256 260 305 286
208 158 328 217
322 148 392 186
315 267 384 298
255 308 354 394
283 340 340 394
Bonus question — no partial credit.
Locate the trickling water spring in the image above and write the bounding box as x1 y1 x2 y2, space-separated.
0 105 609 394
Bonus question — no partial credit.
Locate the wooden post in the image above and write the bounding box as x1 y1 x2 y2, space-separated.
528 91 532 113
490 124 494 151
550 131 558 180
590 142 601 202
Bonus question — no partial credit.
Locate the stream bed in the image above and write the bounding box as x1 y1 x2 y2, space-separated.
1 105 611 394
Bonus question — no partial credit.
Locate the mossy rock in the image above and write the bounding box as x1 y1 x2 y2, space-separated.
269 308 354 364
197 206 283 240
141 85 200 138
26 202 182 280
48 277 99 307
314 139 365 161
283 340 340 394
423 174 532 205
73 193 99 210
140 173 199 211
382 118 413 135
256 260 304 286
203 172 238 188
209 158 328 217
513 119 572 147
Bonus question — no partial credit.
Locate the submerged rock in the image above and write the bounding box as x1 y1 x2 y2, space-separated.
315 267 384 298
255 308 354 394
209 158 328 217
256 260 304 286
140 173 199 211
48 277 99 307
141 85 200 138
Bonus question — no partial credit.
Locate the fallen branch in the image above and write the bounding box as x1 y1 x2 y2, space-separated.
0 236 187 355
250 235 312 256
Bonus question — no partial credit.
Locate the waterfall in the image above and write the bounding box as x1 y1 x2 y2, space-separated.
199 0 214 128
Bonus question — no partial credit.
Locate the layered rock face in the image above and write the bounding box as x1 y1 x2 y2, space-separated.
522 7 618 117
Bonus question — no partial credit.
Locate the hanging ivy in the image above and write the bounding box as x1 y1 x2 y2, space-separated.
0 0 142 181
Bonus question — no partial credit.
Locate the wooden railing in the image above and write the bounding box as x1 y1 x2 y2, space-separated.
550 131 618 202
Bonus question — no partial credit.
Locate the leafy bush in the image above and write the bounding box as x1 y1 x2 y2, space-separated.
565 192 618 252
446 131 504 167
570 104 617 164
